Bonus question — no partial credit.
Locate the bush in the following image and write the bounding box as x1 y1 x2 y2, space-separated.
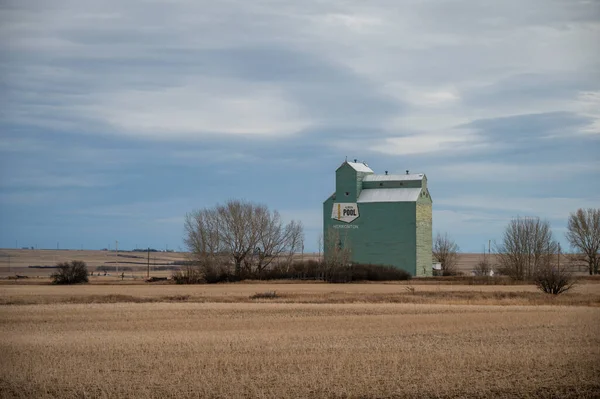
51 261 89 285
250 291 279 299
172 268 202 284
534 265 576 295
255 261 411 282
172 263 240 284
340 263 412 282
172 261 412 283
202 264 240 283
473 258 492 277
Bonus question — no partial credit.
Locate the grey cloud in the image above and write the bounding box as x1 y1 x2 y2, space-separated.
433 112 600 167
461 72 600 109
1 0 599 146
464 112 592 141
413 0 600 33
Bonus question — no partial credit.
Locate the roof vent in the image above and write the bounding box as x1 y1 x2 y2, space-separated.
406 170 409 175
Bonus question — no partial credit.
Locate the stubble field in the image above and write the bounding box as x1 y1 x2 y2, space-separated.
2 281 600 307
1 282 600 398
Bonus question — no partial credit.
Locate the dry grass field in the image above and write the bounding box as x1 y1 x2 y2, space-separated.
2 281 600 307
0 249 188 279
1 301 599 398
2 250 599 398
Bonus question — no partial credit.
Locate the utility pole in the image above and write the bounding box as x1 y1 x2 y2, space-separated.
147 247 150 278
557 243 561 271
8 254 10 273
115 240 119 275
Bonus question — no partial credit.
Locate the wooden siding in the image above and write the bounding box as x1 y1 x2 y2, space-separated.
415 198 433 277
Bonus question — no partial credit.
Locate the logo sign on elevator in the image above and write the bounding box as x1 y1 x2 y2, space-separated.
331 203 359 223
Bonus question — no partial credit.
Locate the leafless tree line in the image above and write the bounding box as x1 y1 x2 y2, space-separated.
496 216 558 280
497 209 599 278
433 232 460 276
435 208 599 290
566 208 600 275
322 228 352 280
184 200 303 279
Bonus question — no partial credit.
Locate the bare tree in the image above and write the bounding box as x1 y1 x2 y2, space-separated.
496 216 557 280
51 260 89 285
433 232 460 276
184 200 304 279
534 244 576 295
473 252 493 277
252 206 304 275
281 220 304 270
184 209 221 263
215 200 259 275
317 232 323 263
566 208 600 275
183 207 227 282
323 228 352 281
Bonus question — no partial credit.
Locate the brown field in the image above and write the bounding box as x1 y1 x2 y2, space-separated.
2 252 599 398
0 249 188 279
1 299 599 398
2 281 600 307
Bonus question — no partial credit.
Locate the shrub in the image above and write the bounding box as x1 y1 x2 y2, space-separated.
534 265 576 295
172 266 203 284
203 264 240 283
473 255 493 277
173 261 412 283
51 261 89 285
172 263 240 284
358 263 412 281
326 263 410 282
250 291 279 299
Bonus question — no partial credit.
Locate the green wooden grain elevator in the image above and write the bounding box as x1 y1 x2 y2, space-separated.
323 160 433 277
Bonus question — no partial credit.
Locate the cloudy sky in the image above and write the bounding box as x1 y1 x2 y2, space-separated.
1 0 599 252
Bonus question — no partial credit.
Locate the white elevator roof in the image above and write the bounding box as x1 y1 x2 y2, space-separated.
357 188 421 203
363 173 424 182
346 162 374 173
